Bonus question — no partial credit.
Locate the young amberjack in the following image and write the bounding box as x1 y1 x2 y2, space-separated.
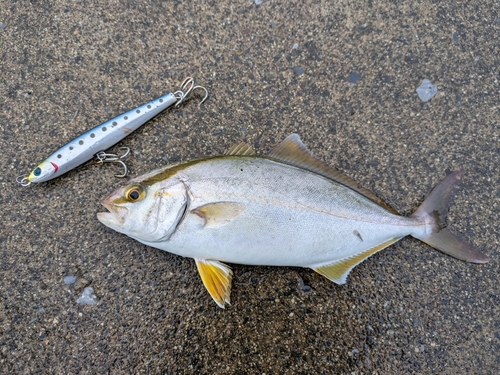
97 134 489 308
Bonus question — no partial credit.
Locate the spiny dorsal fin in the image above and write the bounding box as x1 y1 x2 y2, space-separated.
267 134 398 214
313 238 400 284
191 202 246 228
225 142 255 156
195 259 233 308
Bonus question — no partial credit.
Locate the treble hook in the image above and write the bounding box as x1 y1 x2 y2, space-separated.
95 147 130 177
192 85 209 105
16 174 30 186
173 77 209 108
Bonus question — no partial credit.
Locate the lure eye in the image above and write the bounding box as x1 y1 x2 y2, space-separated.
125 184 146 202
34 167 42 176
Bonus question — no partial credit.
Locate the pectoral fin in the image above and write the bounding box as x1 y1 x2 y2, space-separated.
192 202 246 228
195 259 233 308
313 238 400 284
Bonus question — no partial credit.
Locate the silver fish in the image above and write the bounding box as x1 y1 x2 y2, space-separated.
97 134 489 308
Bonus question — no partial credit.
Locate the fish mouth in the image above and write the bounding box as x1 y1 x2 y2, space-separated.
97 201 127 228
96 211 121 227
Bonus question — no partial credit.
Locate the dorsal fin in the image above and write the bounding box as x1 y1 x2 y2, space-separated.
266 134 398 214
225 142 255 156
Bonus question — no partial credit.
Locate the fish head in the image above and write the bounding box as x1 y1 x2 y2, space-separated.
28 160 57 183
97 176 189 243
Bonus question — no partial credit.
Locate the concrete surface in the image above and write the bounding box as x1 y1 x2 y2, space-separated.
1 1 499 374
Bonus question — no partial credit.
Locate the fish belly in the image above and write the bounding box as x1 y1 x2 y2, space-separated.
155 205 414 267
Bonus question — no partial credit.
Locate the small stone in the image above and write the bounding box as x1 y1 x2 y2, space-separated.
293 66 305 76
300 285 311 293
416 79 438 102
297 275 311 293
348 72 361 84
64 275 77 285
77 286 97 305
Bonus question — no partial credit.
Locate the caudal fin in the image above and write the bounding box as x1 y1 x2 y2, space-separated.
410 170 489 263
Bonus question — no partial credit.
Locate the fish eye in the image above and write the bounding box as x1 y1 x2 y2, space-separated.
34 167 42 176
125 184 146 202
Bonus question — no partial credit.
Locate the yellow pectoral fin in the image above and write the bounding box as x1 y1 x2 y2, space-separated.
313 238 400 285
191 202 246 228
195 259 233 308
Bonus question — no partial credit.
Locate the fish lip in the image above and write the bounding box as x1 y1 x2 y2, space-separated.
96 211 120 226
97 200 126 227
101 199 114 212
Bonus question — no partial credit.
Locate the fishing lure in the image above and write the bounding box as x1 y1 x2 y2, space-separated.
17 77 208 186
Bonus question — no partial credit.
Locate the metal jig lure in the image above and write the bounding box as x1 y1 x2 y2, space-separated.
17 77 208 186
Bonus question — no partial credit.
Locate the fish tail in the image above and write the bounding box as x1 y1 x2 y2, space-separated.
410 170 489 263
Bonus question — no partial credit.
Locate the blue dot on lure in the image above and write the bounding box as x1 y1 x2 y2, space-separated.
17 77 208 186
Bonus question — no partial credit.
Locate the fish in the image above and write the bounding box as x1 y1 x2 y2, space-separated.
97 134 489 308
17 78 207 186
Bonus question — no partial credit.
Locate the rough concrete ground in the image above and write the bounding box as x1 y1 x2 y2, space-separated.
1 1 499 374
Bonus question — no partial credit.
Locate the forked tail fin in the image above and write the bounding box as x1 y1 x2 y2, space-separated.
410 170 489 263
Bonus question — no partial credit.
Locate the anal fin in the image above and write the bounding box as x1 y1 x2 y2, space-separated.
313 238 400 284
195 259 233 308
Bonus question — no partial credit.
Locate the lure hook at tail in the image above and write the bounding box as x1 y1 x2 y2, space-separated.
173 77 209 108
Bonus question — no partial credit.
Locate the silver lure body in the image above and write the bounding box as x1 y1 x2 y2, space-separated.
24 92 178 184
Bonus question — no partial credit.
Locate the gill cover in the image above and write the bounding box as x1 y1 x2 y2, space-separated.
117 179 190 243
152 181 191 242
